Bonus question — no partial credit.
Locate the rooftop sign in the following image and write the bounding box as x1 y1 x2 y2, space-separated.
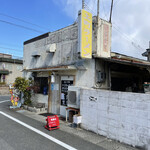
78 9 92 59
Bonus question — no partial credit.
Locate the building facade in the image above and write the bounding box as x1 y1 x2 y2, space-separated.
23 12 150 116
0 53 23 85
23 14 112 116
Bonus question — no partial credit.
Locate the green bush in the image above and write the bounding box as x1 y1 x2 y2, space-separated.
14 77 32 105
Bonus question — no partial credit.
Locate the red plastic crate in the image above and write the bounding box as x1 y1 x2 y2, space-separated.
45 115 60 131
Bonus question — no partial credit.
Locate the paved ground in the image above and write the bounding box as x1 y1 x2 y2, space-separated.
0 96 140 150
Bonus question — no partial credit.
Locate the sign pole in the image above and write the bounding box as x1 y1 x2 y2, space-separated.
48 73 52 113
82 0 85 9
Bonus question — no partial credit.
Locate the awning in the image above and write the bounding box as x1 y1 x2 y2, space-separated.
99 57 150 68
25 65 86 72
0 70 9 75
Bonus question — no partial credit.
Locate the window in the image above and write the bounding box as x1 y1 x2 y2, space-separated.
34 77 48 94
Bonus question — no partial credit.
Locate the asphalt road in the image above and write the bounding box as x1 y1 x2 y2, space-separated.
0 96 105 150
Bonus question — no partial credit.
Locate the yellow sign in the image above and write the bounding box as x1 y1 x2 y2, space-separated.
80 9 92 59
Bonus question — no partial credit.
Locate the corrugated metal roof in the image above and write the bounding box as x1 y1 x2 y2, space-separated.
100 57 150 68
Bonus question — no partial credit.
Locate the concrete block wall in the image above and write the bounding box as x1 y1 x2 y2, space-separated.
80 88 150 148
0 85 9 95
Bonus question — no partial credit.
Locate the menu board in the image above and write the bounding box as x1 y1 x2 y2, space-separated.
61 80 73 106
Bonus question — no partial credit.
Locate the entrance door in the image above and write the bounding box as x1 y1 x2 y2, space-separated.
60 76 74 116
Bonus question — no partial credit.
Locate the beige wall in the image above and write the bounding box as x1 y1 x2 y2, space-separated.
0 85 9 95
0 62 23 84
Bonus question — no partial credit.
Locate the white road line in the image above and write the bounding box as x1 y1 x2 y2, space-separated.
0 100 10 104
0 111 77 150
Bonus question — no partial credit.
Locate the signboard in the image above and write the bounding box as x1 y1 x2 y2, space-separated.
96 19 111 58
51 84 59 91
79 9 92 59
61 80 73 106
103 24 110 52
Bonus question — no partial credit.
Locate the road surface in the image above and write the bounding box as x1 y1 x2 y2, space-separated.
0 96 105 150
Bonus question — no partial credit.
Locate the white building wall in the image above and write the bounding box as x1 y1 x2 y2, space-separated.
23 24 78 71
80 88 150 148
6 63 23 84
0 62 23 84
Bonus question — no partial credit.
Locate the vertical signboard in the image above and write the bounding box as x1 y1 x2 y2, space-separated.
61 80 73 106
96 18 111 58
103 24 110 52
78 9 92 59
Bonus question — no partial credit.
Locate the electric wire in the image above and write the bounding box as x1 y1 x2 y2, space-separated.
0 46 23 53
0 19 43 33
0 42 22 48
0 13 49 31
114 0 122 7
112 24 145 52
101 0 109 20
84 3 96 15
113 22 145 51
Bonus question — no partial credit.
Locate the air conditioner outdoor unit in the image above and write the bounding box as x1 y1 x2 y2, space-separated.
46 43 56 53
68 86 80 109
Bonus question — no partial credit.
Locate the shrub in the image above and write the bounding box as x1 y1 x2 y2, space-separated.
14 77 40 105
14 77 31 105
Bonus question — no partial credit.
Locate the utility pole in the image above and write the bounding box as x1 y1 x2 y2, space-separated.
97 0 100 24
48 74 52 113
109 0 114 23
82 0 85 9
97 0 100 19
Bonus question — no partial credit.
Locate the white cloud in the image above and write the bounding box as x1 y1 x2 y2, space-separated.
111 0 150 58
54 0 150 59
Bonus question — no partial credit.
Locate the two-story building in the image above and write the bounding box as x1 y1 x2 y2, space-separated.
0 53 23 84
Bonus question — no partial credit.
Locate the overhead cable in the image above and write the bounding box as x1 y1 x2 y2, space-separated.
0 46 23 53
0 19 43 33
0 13 49 31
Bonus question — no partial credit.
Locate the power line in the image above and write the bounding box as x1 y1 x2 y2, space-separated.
113 0 122 7
0 42 22 48
0 13 49 31
0 46 23 53
0 19 43 33
84 3 96 15
101 0 109 20
112 24 145 51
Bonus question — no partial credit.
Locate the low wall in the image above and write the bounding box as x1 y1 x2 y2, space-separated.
80 88 150 148
31 94 48 108
0 85 9 95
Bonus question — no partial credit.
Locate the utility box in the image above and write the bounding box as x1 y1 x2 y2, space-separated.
73 115 82 124
68 86 80 109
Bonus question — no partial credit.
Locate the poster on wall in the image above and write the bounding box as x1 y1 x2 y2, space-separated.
61 80 73 106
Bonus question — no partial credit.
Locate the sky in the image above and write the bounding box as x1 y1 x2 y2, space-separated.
0 0 149 59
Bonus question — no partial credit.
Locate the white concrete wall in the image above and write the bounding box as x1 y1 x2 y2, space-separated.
80 88 150 148
23 24 78 70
